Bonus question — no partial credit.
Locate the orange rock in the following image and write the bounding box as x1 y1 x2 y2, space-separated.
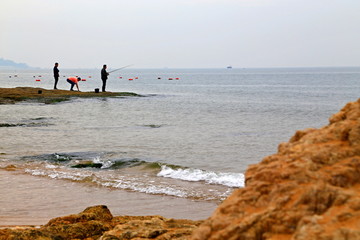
0 206 202 240
191 99 360 240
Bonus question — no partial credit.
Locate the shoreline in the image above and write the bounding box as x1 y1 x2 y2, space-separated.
0 168 218 226
0 87 141 104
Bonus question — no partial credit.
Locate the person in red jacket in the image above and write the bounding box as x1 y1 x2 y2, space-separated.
66 77 81 91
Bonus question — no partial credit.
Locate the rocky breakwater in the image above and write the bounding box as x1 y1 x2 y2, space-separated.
0 205 202 239
191 98 360 240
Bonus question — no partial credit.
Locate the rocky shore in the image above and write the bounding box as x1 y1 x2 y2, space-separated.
191 98 360 240
1 98 359 239
0 87 141 104
0 205 202 240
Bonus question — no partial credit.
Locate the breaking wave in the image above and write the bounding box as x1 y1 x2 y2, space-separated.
157 165 244 188
21 152 244 201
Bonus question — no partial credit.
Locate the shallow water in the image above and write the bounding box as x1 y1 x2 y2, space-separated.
0 170 216 225
1 67 359 223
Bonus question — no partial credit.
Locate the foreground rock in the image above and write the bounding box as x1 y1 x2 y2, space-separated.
0 87 140 104
0 205 202 240
191 98 360 239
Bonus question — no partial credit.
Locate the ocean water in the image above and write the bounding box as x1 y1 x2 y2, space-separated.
1 67 359 223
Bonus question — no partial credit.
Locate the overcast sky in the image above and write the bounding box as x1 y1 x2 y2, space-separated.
1 0 359 69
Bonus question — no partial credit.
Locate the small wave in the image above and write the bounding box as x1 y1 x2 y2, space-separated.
23 165 236 201
25 169 92 181
157 165 244 188
88 156 167 170
98 179 188 198
25 168 188 198
90 157 150 169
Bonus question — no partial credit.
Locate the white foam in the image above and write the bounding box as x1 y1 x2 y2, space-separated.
45 164 58 169
157 165 244 188
92 156 113 169
25 169 47 176
24 166 237 200
25 168 92 181
95 178 188 198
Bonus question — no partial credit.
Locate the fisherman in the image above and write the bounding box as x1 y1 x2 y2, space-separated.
53 62 59 89
101 64 109 92
66 77 81 91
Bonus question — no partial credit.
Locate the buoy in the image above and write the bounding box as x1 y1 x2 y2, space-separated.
38 75 42 77
175 78 180 80
128 78 133 81
157 77 161 79
119 77 122 79
168 78 173 80
9 76 11 78
135 77 138 79
88 76 92 78
36 79 41 81
81 79 86 81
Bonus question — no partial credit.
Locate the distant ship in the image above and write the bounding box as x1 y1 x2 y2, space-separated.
227 66 232 69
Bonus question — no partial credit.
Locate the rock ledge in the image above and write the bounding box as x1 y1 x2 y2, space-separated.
0 205 202 240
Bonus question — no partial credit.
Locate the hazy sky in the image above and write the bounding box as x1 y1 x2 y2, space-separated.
1 0 359 69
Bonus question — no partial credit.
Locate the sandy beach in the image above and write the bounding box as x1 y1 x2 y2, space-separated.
0 168 217 226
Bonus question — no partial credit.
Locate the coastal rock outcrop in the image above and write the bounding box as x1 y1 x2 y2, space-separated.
0 87 140 104
0 205 202 240
191 98 360 240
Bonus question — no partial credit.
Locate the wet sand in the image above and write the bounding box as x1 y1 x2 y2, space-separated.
0 170 217 226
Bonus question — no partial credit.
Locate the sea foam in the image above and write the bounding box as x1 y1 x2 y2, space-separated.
157 165 244 188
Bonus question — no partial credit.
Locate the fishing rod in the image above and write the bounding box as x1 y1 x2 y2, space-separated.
108 64 134 73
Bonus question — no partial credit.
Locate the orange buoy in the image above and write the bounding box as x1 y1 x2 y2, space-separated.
36 79 41 81
135 77 138 79
168 78 173 80
88 76 92 78
175 78 180 80
128 78 133 81
81 79 86 81
119 77 122 79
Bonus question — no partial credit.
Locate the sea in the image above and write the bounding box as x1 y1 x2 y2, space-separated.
0 67 359 225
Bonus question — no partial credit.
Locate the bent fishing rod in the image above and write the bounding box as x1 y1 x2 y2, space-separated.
108 64 134 73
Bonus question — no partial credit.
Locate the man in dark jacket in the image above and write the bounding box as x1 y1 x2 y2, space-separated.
101 64 109 92
53 62 59 89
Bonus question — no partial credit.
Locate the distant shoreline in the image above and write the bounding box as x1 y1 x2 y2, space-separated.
0 87 141 104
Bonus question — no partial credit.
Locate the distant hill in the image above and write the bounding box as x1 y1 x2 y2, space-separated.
0 58 30 68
